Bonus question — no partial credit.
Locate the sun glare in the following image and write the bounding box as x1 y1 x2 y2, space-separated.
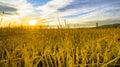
29 20 37 26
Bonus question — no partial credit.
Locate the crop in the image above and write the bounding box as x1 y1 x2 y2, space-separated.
0 27 120 67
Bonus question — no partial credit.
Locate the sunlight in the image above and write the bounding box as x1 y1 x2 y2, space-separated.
29 20 37 26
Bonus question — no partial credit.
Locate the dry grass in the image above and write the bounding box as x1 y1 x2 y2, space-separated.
0 27 120 67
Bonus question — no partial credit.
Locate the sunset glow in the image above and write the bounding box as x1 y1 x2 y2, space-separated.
29 20 37 26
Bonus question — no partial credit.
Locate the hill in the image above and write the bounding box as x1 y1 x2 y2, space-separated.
98 23 120 28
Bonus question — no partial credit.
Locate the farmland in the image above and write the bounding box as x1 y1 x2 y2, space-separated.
0 27 120 67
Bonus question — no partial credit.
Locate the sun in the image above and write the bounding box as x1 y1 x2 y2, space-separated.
29 20 37 26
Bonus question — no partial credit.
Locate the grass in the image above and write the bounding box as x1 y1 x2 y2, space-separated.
0 27 120 67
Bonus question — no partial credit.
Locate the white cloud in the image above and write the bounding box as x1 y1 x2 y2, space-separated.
0 0 37 26
0 0 36 17
0 0 120 26
37 0 73 18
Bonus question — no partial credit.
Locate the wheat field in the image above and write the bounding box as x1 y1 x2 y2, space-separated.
0 27 120 67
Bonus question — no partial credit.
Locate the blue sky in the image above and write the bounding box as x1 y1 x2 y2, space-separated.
0 0 120 26
27 0 51 6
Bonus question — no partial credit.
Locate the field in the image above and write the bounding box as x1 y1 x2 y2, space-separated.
0 27 120 67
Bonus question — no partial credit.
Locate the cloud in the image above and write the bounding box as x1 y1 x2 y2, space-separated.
0 0 120 26
0 0 37 17
36 0 73 18
33 0 120 26
0 2 17 15
0 3 17 11
58 0 120 21
60 0 120 17
0 5 17 15
60 0 119 11
0 0 38 26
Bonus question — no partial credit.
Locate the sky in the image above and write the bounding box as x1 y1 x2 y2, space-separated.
0 0 120 27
